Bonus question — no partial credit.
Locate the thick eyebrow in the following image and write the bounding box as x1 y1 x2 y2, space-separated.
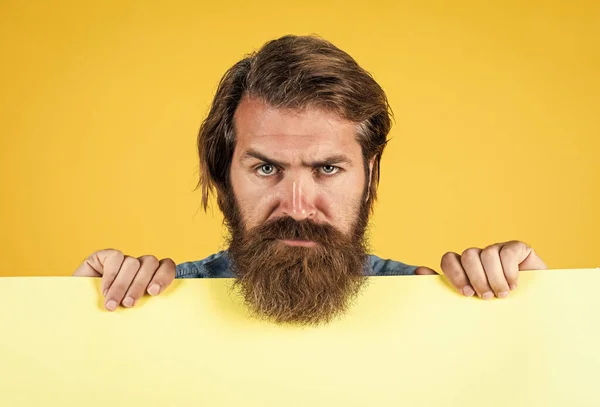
241 148 353 168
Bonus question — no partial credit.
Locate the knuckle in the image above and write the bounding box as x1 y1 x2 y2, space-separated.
123 256 141 270
479 248 497 263
126 283 145 298
85 253 98 266
488 276 507 289
161 258 177 274
146 255 160 270
109 281 129 297
461 248 480 260
108 249 124 258
163 257 176 268
440 252 456 271
506 241 523 252
113 279 128 291
499 247 515 262
471 280 489 293
467 271 484 285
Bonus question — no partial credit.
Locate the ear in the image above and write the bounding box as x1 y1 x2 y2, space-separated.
365 156 376 202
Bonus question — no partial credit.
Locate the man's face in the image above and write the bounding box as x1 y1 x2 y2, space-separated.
229 97 369 234
224 96 373 325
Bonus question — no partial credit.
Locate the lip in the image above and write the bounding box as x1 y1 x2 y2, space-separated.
279 239 317 248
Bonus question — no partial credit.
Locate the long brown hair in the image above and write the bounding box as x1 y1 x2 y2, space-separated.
196 34 392 215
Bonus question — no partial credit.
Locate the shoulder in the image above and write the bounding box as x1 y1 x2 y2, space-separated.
175 250 234 278
176 251 422 278
367 254 418 276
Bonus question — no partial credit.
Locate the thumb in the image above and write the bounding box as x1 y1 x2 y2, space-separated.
414 266 438 275
518 246 548 271
72 249 119 277
73 256 102 277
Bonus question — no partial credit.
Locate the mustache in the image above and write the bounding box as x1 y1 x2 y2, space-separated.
252 217 342 244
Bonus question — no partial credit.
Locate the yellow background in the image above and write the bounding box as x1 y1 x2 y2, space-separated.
1 0 598 276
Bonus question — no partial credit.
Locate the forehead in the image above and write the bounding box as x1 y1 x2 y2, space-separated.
233 97 362 160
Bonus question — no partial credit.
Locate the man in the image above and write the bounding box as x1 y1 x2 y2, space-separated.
74 35 547 325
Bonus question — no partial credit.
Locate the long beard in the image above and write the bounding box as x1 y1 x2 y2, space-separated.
224 196 371 326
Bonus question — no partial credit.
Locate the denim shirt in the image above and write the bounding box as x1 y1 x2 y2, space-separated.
176 250 417 278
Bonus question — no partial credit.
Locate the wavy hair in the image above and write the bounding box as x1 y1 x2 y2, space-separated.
196 34 392 215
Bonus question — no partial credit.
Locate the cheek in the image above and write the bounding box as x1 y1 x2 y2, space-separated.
230 171 276 229
317 181 365 233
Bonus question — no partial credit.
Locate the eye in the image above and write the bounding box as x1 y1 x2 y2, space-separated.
319 165 340 175
256 164 278 176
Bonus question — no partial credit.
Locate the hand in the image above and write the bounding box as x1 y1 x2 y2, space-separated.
73 249 176 311
415 241 547 299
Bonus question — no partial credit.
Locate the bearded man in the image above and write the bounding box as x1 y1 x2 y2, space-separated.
74 35 548 325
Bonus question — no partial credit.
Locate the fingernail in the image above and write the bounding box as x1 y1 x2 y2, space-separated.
122 297 134 307
105 300 117 311
510 283 518 291
462 285 475 297
103 289 107 297
482 291 494 300
148 283 160 296
498 291 509 299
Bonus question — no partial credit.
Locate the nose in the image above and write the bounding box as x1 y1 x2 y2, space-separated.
278 174 317 221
